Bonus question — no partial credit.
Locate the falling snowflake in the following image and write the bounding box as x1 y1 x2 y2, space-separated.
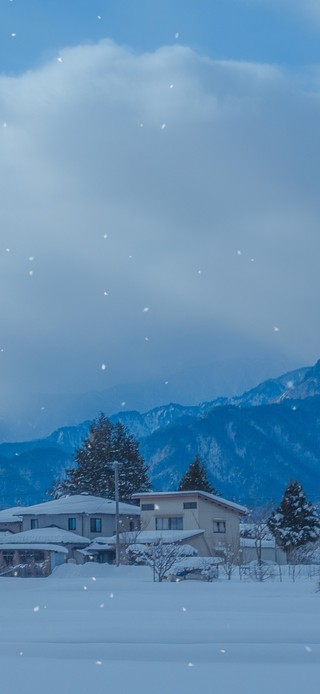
175 32 180 39
164 381 169 385
29 270 33 276
101 363 107 370
103 233 107 238
197 269 202 275
103 291 108 296
19 652 23 657
29 256 34 261
95 660 102 665
304 645 312 652
273 326 280 332
97 15 102 20
33 606 40 612
182 607 187 612
100 603 104 608
83 585 87 591
139 123 144 128
220 649 226 654
250 258 255 262
11 32 16 37
187 662 194 667
109 592 114 598
5 248 10 252
57 56 63 62
170 84 174 89
2 122 7 128
121 401 126 407
161 123 167 129
143 307 149 312
237 250 242 256
145 337 149 341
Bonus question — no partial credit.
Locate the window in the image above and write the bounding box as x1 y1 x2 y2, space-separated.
129 520 135 531
68 517 76 531
213 520 226 533
183 502 197 509
90 518 102 533
156 517 183 531
141 503 155 511
31 519 39 529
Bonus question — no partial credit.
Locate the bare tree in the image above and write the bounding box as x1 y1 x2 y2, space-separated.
241 504 275 582
218 538 241 581
128 539 197 582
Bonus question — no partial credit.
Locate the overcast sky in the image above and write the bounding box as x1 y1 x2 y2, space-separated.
0 0 320 415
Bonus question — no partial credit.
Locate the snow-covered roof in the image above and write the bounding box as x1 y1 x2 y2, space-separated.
0 506 26 523
0 543 67 554
93 529 205 545
132 490 247 514
0 527 90 545
17 494 140 516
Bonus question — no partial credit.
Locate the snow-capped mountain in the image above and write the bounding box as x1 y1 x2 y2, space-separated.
0 361 319 508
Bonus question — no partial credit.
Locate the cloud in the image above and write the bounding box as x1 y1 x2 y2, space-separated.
0 40 319 411
250 0 320 24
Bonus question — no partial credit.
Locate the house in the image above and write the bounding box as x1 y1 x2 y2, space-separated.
132 491 247 557
0 526 90 576
16 494 140 540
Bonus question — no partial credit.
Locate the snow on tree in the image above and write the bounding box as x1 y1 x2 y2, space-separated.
268 480 320 558
178 454 218 494
51 412 151 503
128 540 197 582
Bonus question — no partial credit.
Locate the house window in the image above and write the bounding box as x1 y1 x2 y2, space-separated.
213 520 226 533
68 517 76 531
141 504 155 511
31 519 39 529
183 502 197 509
90 518 102 533
156 517 183 531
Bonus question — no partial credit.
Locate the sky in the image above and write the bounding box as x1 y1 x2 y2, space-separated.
1 0 320 426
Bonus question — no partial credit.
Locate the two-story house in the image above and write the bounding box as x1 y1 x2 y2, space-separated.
132 490 247 557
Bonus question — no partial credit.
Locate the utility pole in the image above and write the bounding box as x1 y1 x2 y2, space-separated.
114 461 120 566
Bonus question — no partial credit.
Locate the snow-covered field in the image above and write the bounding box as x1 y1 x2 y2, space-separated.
0 563 319 694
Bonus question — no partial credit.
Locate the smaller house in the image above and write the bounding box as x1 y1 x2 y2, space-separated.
132 490 247 557
16 494 140 539
0 526 90 576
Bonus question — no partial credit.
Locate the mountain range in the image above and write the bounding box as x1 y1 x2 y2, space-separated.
0 360 319 508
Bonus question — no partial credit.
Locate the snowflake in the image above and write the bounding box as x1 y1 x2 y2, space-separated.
161 123 167 129
101 363 107 370
273 326 280 332
175 32 180 39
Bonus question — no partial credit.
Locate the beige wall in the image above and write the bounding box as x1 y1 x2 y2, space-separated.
139 494 242 557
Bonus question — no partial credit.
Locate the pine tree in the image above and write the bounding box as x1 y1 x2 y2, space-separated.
178 454 218 494
268 480 320 557
52 413 151 503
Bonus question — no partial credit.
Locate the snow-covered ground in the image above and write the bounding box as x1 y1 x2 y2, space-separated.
0 563 319 694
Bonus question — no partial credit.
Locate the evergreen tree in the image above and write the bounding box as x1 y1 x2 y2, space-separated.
268 480 320 557
178 454 218 494
52 413 151 503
